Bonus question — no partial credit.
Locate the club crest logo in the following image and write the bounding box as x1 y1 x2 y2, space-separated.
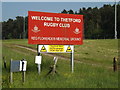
73 27 80 34
32 25 40 33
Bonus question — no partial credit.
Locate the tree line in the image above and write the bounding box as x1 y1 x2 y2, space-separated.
2 4 120 39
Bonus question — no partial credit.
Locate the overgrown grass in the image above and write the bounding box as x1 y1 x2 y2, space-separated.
2 39 118 88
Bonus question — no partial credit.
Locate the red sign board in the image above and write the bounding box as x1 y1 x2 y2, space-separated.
28 11 83 45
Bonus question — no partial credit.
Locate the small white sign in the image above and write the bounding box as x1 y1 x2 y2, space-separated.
20 61 27 71
35 56 42 64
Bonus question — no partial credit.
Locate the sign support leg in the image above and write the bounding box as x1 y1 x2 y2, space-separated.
38 64 41 74
22 71 25 83
71 52 74 73
10 72 13 84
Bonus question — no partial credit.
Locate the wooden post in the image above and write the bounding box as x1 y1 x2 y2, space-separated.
4 60 7 69
53 57 58 73
113 57 117 72
3 57 7 69
10 59 13 84
53 65 56 74
47 57 58 75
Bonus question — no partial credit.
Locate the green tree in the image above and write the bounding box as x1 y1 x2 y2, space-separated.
100 5 115 39
68 9 74 14
61 9 68 14
117 4 120 38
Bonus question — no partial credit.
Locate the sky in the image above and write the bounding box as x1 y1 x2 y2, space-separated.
1 0 118 2
1 1 116 21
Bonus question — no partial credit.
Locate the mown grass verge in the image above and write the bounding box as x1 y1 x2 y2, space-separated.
2 39 118 88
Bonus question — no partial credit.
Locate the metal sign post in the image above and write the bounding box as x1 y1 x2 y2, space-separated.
37 64 41 74
21 59 26 82
35 45 42 74
38 45 41 75
10 59 13 84
71 52 74 73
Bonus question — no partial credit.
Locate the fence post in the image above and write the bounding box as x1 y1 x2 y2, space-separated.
3 57 7 69
10 59 13 84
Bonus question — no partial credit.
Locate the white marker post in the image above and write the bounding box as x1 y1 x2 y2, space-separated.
53 57 58 72
53 57 58 73
35 56 42 74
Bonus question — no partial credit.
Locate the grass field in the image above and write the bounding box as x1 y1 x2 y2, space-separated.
2 39 118 88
